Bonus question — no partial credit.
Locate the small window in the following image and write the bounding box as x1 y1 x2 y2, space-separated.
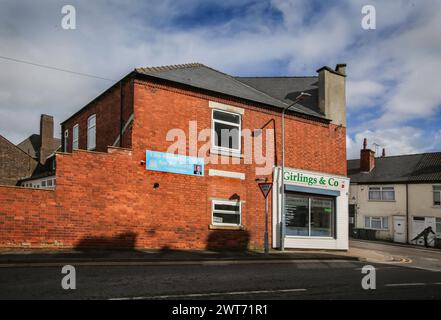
212 200 241 226
41 181 46 187
211 110 241 154
433 186 441 206
87 114 96 150
73 124 79 150
365 216 389 230
436 218 441 236
47 179 53 187
64 129 69 152
369 186 395 201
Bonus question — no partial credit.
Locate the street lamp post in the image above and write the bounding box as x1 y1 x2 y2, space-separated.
280 92 311 251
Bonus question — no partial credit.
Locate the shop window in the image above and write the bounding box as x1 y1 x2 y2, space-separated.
285 194 335 237
87 114 96 150
365 216 388 230
433 186 441 206
212 200 241 226
211 109 241 155
73 124 79 150
369 186 395 201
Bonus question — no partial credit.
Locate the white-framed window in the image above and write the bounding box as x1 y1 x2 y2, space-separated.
63 129 69 152
212 199 241 226
211 109 241 155
73 124 79 150
87 114 96 150
436 218 441 237
365 216 389 230
368 186 395 201
47 179 53 187
433 186 441 206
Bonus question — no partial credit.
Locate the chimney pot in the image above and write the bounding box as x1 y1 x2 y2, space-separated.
335 63 347 76
382 148 386 157
360 138 375 172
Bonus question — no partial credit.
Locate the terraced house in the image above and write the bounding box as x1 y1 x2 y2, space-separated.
0 63 348 251
348 140 441 248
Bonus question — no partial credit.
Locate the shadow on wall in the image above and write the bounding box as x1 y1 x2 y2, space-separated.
206 230 250 252
75 232 137 251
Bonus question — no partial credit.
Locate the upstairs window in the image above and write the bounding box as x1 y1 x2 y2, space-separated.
87 114 96 150
63 129 69 152
73 124 79 150
433 186 441 206
368 186 395 201
211 109 241 154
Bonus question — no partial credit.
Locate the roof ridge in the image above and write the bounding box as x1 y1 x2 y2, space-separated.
136 63 204 74
235 76 318 79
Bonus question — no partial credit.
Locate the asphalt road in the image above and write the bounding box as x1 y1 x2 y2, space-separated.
1 259 440 300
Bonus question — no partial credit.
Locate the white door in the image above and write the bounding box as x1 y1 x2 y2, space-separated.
393 216 406 243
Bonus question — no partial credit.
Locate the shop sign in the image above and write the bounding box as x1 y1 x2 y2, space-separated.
284 170 346 189
146 150 204 176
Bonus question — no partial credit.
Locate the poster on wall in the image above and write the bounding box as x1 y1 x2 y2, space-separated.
145 150 204 176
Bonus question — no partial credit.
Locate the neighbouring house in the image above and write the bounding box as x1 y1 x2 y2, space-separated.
0 62 348 250
0 114 60 188
348 139 441 248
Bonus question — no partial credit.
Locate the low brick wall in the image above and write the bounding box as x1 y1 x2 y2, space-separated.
0 147 256 250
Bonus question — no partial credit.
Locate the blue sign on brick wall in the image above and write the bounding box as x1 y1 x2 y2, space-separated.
145 150 204 176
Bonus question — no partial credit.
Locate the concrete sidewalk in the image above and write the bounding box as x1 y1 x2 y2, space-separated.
0 245 404 267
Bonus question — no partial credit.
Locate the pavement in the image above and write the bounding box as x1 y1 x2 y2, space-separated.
0 240 440 299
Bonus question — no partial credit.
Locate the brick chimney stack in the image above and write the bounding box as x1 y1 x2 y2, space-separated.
39 114 54 165
360 138 375 172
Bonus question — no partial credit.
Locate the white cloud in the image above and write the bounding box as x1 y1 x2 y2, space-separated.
347 127 441 159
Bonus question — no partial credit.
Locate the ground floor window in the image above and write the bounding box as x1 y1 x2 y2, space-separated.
284 193 335 237
365 216 388 230
212 200 241 226
436 218 441 236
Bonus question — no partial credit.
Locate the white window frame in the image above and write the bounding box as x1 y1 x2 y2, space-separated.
211 109 241 156
212 199 241 227
72 124 79 150
368 186 395 201
436 218 441 237
365 216 389 230
433 186 441 206
87 114 96 150
63 129 69 152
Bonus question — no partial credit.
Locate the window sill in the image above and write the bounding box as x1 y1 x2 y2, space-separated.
368 200 396 202
209 224 245 231
210 148 242 158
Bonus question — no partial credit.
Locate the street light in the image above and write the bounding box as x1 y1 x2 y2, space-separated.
280 92 312 251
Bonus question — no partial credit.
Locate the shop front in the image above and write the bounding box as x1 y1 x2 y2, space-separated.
272 167 350 250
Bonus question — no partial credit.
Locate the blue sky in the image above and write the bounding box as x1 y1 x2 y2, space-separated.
0 0 440 159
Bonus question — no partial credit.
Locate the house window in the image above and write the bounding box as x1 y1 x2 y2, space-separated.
212 200 241 226
436 218 441 236
47 179 53 187
369 186 395 201
63 129 69 152
365 216 389 230
87 114 96 150
285 193 335 237
41 181 46 187
433 186 441 206
73 124 79 150
211 109 241 155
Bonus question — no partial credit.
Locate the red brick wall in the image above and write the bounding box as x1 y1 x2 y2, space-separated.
62 79 133 153
0 77 346 250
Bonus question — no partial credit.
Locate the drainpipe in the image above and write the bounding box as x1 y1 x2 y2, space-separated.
120 80 124 147
406 183 409 243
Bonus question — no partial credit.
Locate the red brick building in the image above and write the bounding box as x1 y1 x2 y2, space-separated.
0 63 349 250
